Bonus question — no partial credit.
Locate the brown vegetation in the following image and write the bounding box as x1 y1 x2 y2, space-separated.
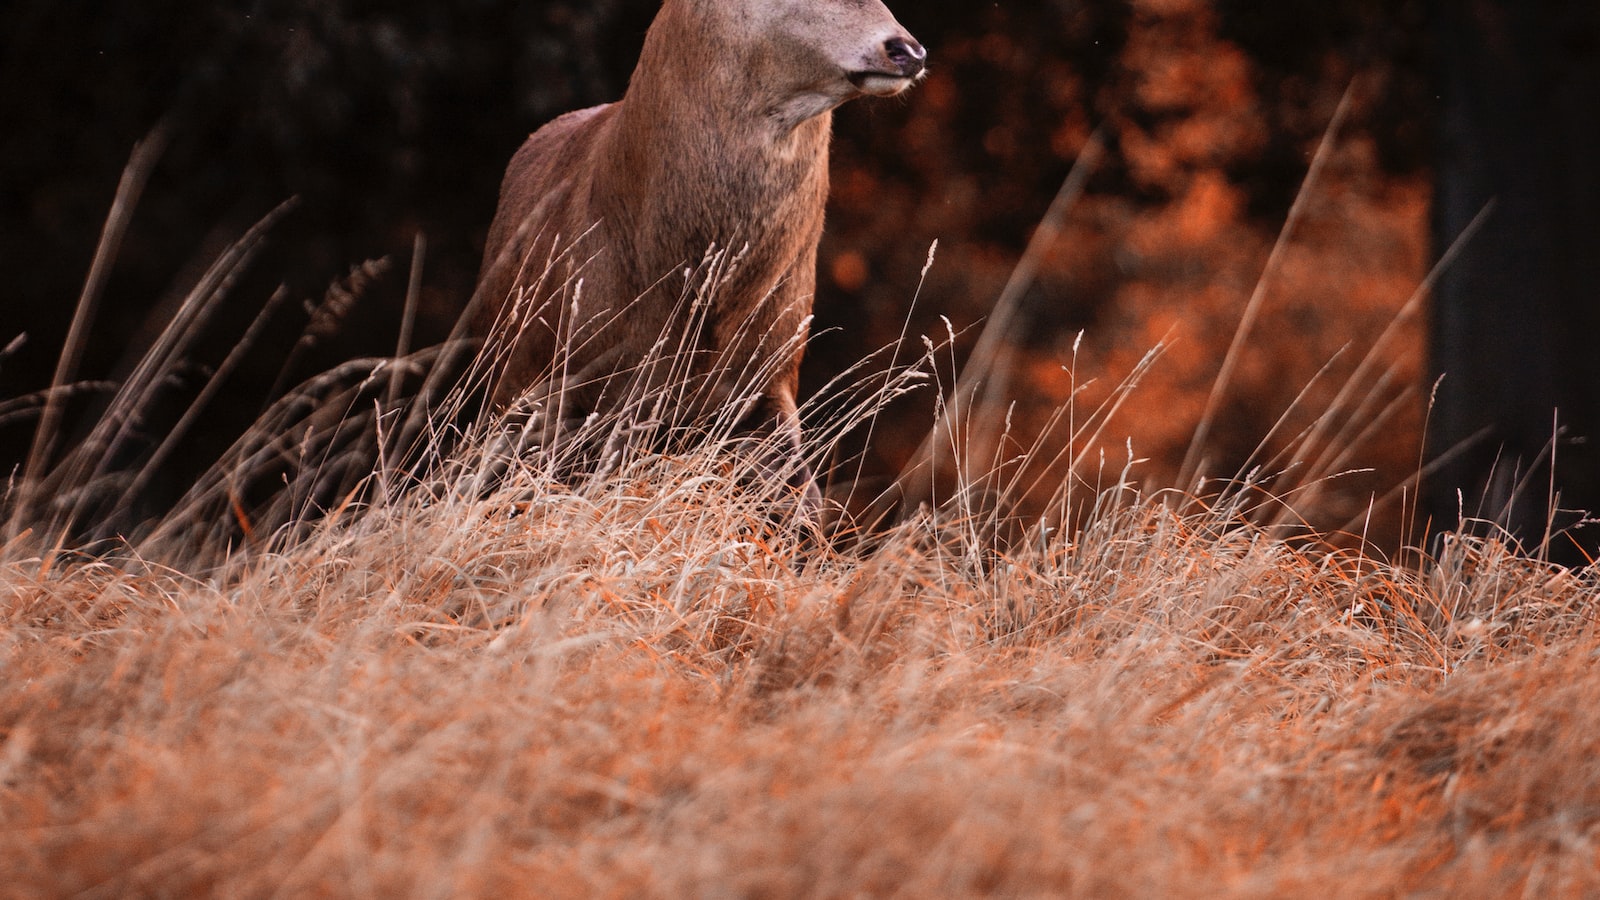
3 370 1597 894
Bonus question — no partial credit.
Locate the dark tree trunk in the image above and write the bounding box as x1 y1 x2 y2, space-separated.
1428 0 1600 564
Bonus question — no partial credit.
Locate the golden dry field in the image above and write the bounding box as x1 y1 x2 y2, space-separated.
5 415 1598 896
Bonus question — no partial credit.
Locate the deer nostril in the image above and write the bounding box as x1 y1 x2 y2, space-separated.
884 36 927 78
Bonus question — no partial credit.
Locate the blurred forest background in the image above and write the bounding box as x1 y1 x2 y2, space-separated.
2 0 1594 556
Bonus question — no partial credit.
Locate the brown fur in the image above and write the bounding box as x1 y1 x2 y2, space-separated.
474 0 924 496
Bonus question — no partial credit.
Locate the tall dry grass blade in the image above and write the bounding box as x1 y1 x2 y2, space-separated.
960 130 1106 475
0 333 26 373
1260 201 1496 529
51 198 299 540
264 256 390 404
115 285 295 519
137 351 435 558
388 232 427 412
11 126 168 542
387 223 602 476
1014 339 1169 532
828 241 939 523
1539 409 1559 562
1335 423 1494 541
0 382 118 432
1179 82 1354 488
897 129 1105 510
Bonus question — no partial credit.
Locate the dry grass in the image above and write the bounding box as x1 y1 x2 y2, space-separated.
5 420 1599 896
7 117 1598 898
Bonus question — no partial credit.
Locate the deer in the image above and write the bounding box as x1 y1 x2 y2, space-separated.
472 0 925 512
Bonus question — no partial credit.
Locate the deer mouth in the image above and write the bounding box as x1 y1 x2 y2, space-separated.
847 70 918 96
